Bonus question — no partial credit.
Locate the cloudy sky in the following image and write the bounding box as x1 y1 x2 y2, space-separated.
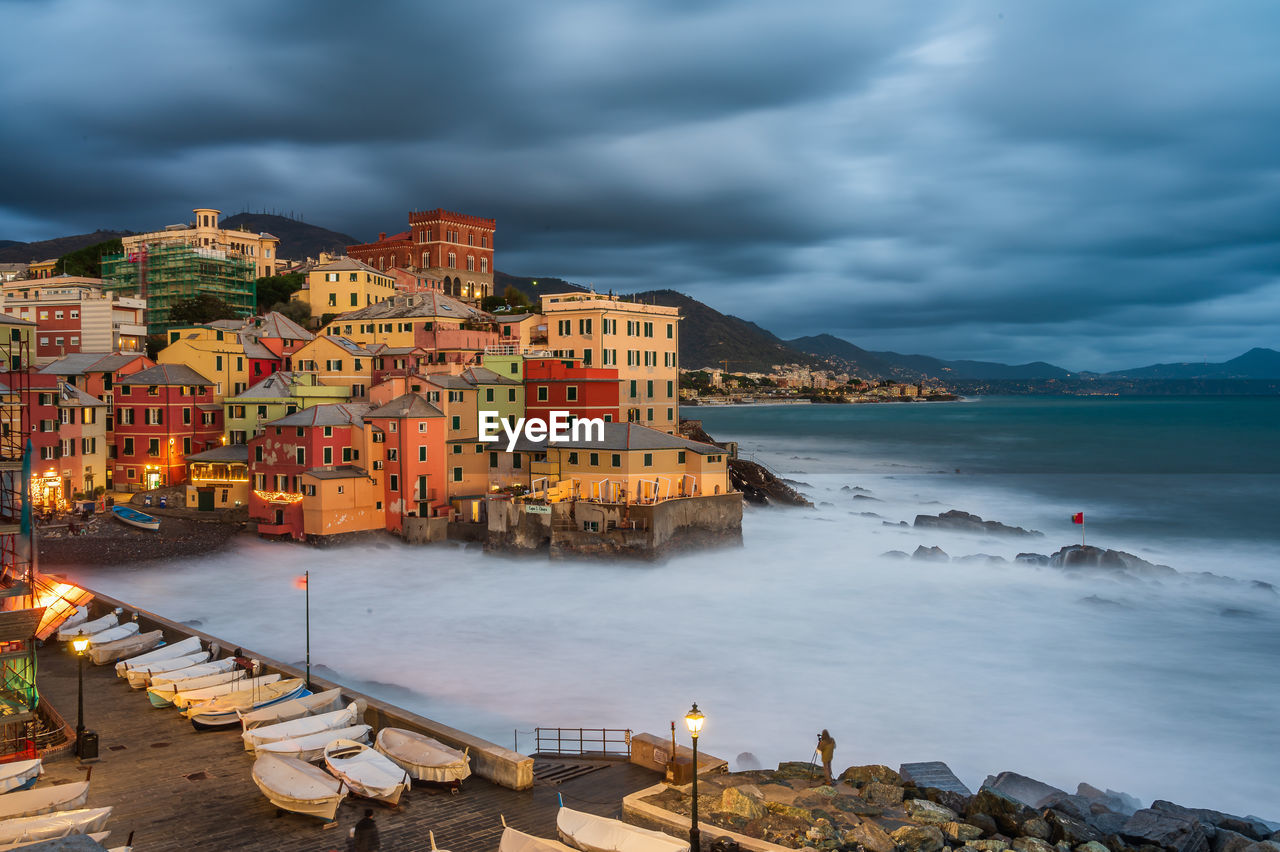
3 1 1278 370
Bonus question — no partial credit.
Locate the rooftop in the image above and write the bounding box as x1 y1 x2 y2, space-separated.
310 257 386 275
330 291 490 324
366 392 444 420
266 402 370 428
119 363 214 387
185 443 250 463
39 352 148 377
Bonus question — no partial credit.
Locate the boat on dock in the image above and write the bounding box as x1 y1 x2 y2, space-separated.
114 635 203 677
56 612 119 642
0 760 41 795
374 727 471 786
251 753 346 822
500 817 577 852
238 687 345 731
74 621 138 650
124 651 210 689
323 739 411 805
0 780 90 820
171 673 279 710
241 701 363 752
188 678 309 729
556 804 689 852
146 662 243 707
0 806 113 847
88 628 162 665
111 505 160 531
256 724 372 762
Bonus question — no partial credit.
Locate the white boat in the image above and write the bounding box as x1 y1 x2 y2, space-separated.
147 664 244 707
500 819 578 852
323 739 410 805
251 753 346 822
188 679 309 729
123 651 211 689
151 657 238 686
56 605 90 635
374 727 471 784
57 612 117 642
114 635 203 676
0 806 113 847
239 687 345 731
0 781 90 820
171 673 279 710
242 701 363 752
257 724 372 763
556 805 689 852
0 761 41 795
88 628 161 665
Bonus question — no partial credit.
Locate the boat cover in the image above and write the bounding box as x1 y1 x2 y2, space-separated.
0 761 41 795
150 658 237 686
88 628 160 665
258 724 372 762
501 825 579 852
0 781 90 820
323 739 410 804
114 635 202 675
186 678 305 719
124 652 211 688
251 753 346 821
375 728 471 783
56 606 89 635
556 807 689 852
57 613 117 642
242 702 362 752
0 806 113 846
172 673 279 709
239 687 345 731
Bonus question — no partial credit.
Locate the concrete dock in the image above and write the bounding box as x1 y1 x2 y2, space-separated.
36 640 659 851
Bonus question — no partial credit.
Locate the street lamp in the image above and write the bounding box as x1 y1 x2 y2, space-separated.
684 703 705 852
71 633 90 757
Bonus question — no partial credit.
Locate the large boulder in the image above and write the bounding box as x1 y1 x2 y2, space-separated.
1039 792 1096 823
1076 843 1110 852
1077 784 1142 817
970 788 1040 836
1152 802 1276 842
944 823 986 843
1240 844 1280 852
1214 831 1258 852
717 787 765 821
1021 819 1052 840
1089 813 1129 836
1050 545 1176 578
1122 809 1210 852
862 781 906 807
907 799 960 825
841 765 904 787
967 841 1010 852
1013 838 1056 852
924 787 974 816
807 818 838 844
1045 810 1104 846
983 773 1069 809
912 545 950 562
891 825 946 852
844 821 895 852
913 510 1043 538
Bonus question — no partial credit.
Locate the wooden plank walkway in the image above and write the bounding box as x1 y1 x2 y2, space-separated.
35 641 660 852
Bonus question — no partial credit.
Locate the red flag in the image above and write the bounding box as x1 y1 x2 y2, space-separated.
293 575 308 590
1071 512 1084 524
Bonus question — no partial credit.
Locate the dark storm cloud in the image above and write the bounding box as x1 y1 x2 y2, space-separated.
3 0 1279 370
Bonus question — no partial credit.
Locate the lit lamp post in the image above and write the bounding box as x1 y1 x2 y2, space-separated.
71 633 90 757
684 703 705 852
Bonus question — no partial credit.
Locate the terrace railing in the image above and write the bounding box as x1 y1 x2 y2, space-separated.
533 727 632 759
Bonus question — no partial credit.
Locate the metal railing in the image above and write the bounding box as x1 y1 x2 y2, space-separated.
534 727 632 758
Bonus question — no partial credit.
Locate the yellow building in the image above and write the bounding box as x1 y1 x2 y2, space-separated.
319 292 495 362
511 422 729 504
300 466 384 537
540 293 681 433
27 259 58 279
184 444 250 510
157 326 252 398
289 335 376 400
122 207 280 279
295 258 396 328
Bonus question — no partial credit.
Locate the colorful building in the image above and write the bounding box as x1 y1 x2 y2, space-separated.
288 335 376 400
541 292 681 433
184 444 250 510
120 207 280 279
101 241 257 336
523 358 622 426
224 371 349 445
25 374 108 506
319 292 496 363
364 393 448 529
157 326 254 399
494 313 547 350
295 257 397 328
112 364 222 490
2 277 147 361
347 208 495 300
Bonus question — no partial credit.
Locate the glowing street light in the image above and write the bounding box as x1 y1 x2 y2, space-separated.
71 633 90 758
684 703 705 852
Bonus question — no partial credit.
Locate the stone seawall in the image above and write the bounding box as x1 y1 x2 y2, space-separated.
74 586 535 791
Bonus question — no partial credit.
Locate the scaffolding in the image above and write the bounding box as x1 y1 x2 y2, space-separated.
102 241 257 336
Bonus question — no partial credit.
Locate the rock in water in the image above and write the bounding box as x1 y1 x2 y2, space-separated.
912 545 950 562
1122 809 1210 852
913 510 1044 537
891 825 946 852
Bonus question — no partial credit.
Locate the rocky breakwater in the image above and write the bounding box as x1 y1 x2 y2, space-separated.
914 511 1043 538
679 419 812 507
639 764 1279 852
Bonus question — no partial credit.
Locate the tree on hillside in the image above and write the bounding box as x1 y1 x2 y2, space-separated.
268 299 311 326
168 295 240 327
55 238 124 278
255 273 304 312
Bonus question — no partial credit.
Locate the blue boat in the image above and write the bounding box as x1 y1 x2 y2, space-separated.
112 505 161 531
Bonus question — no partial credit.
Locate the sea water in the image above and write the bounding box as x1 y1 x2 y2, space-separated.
66 396 1280 818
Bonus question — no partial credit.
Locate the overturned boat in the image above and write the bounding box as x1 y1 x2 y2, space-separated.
0 806 113 847
57 611 118 642
171 673 279 710
556 804 689 852
238 687 345 731
242 701 364 752
257 724 372 762
374 728 471 787
124 651 210 689
323 739 410 805
188 678 309 729
147 663 244 708
251 753 346 822
0 760 42 795
114 635 204 677
0 781 90 821
88 628 161 665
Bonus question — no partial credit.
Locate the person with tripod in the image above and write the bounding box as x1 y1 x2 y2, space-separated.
816 730 836 784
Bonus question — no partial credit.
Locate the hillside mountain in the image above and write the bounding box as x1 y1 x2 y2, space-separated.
787 333 1073 380
635 289 823 373
494 271 589 301
219 213 356 261
1106 347 1280 379
0 230 133 264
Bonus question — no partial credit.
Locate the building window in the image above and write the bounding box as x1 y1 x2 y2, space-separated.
452 467 462 482
451 416 460 430
447 252 456 269
148 438 160 457
389 474 399 491
643 453 653 466
568 452 578 465
418 446 427 462
466 256 475 271
610 453 621 468
323 446 332 465
537 387 548 402
566 386 578 401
